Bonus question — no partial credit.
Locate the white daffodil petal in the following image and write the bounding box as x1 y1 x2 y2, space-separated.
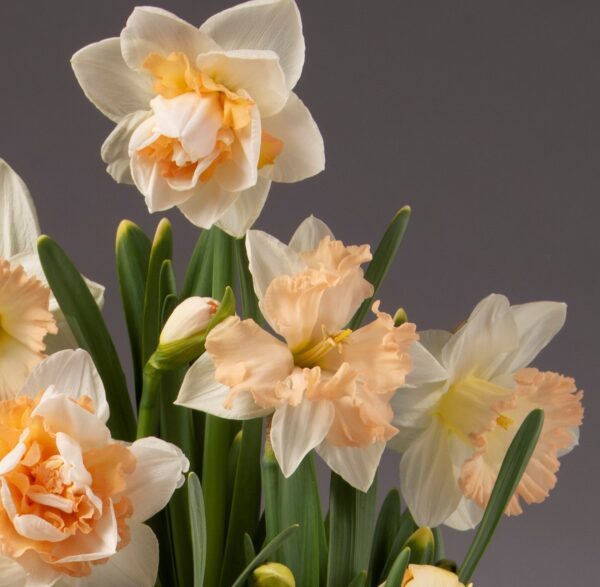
126 438 190 522
443 497 484 531
261 92 324 183
217 176 272 238
442 293 518 381
80 523 158 587
400 421 464 527
0 159 40 258
0 556 25 587
200 0 305 90
196 50 289 117
175 354 272 420
317 442 386 493
20 350 109 423
101 110 151 184
288 215 334 253
270 400 334 477
494 301 567 375
177 181 240 230
245 229 305 301
405 341 448 386
417 329 452 363
71 38 153 123
120 6 217 71
390 383 445 433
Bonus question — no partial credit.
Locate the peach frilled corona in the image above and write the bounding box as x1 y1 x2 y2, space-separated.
0 258 56 399
177 217 418 491
71 0 325 237
0 350 188 586
391 294 584 529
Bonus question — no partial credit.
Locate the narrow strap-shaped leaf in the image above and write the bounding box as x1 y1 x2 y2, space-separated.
202 227 235 587
243 533 256 566
37 235 135 440
458 409 544 583
348 571 368 587
262 447 326 586
349 206 411 329
327 473 377 587
384 547 411 587
367 489 401 585
231 525 300 587
159 259 177 309
115 220 151 404
181 228 211 299
142 219 173 363
379 509 417 582
188 472 207 587
432 527 444 561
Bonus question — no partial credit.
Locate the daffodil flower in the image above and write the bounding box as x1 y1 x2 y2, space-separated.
0 349 188 586
176 216 417 491
71 0 324 237
394 564 472 587
0 159 105 355
391 294 584 529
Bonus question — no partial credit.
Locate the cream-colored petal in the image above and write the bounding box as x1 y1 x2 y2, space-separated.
120 6 218 71
126 437 189 522
0 159 40 258
443 497 484 531
418 329 452 363
405 340 448 386
400 420 464 527
101 110 151 184
71 38 153 123
404 564 466 587
260 92 324 183
217 177 272 238
196 50 288 117
20 350 109 423
0 556 25 587
442 294 518 381
177 182 240 230
317 441 385 493
176 353 273 419
0 337 42 400
245 229 305 301
200 0 305 90
270 399 334 477
206 316 294 409
288 215 334 254
80 522 158 587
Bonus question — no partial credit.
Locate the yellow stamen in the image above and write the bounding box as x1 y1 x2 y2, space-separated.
496 414 514 430
293 329 352 368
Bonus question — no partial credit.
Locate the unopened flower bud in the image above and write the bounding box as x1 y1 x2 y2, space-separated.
160 296 219 344
251 563 296 587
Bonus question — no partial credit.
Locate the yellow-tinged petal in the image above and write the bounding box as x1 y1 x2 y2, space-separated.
400 564 471 586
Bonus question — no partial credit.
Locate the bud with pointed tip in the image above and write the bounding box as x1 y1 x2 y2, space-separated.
251 563 296 587
160 296 219 344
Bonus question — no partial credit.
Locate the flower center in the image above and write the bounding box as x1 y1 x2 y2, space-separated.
293 329 352 368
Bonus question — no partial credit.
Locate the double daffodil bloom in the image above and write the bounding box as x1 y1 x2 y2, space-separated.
71 0 324 237
0 160 105 356
391 294 583 529
177 217 418 490
398 565 472 587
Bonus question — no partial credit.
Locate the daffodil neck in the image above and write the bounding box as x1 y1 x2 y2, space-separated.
293 329 352 368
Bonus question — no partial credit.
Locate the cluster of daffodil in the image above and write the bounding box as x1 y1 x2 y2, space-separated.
0 1 583 586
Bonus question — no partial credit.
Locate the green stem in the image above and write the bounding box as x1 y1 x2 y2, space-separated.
137 367 161 439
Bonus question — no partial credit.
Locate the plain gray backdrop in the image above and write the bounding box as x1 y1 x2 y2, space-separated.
1 1 597 584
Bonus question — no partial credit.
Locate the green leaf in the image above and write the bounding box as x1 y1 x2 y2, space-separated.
142 219 173 363
244 533 257 566
458 409 544 583
231 525 300 587
379 510 417 582
384 547 411 587
37 235 135 441
262 448 326 586
188 472 207 587
348 571 368 587
115 220 151 404
181 228 212 299
349 206 411 329
367 489 401 585
327 473 377 587
432 527 444 562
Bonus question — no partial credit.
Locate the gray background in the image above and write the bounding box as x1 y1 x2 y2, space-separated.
1 1 597 584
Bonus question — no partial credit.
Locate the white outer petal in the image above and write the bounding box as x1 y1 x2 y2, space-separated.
175 354 272 420
405 341 448 386
443 497 484 531
317 441 385 493
0 159 40 258
78 523 158 587
101 110 151 184
19 350 109 423
71 38 153 123
260 92 324 183
245 229 305 301
200 0 305 90
217 176 272 238
288 215 334 253
120 6 218 71
399 420 464 527
0 556 25 587
270 400 334 477
126 438 190 522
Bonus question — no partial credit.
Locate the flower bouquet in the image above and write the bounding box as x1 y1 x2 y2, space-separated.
0 1 584 586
